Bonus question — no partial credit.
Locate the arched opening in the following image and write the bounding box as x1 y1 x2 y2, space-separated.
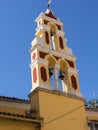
48 23 57 50
46 56 57 90
58 60 69 92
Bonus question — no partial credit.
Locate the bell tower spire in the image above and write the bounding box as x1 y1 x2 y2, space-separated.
29 8 82 97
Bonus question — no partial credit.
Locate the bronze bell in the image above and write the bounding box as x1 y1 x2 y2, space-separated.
49 68 54 77
58 71 64 80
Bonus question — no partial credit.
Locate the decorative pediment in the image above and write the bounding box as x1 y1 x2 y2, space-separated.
45 10 57 20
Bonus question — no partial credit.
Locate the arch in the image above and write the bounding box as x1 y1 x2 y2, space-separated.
47 22 58 31
45 55 57 67
47 23 58 50
45 55 57 90
58 59 69 81
71 75 78 90
57 59 69 92
58 59 69 70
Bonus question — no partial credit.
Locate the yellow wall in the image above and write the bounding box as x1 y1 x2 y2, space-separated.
30 88 89 130
0 106 26 115
0 117 39 130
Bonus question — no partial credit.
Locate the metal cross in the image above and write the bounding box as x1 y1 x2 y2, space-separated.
47 0 52 8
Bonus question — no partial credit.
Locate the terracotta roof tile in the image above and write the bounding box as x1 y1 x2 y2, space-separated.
0 96 30 104
0 111 42 121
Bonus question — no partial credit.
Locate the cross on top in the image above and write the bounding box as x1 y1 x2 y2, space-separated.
47 0 52 8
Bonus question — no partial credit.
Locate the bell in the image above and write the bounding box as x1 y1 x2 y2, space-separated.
49 71 53 77
49 68 53 77
58 71 64 80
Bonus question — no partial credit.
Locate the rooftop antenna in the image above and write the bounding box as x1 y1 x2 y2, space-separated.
47 0 52 8
93 91 97 100
93 91 97 109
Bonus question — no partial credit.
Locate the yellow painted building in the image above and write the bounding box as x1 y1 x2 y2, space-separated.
0 6 97 130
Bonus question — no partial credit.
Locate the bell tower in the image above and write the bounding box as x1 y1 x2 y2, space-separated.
29 7 88 130
30 8 82 97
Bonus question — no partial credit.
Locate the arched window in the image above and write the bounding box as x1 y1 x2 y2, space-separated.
58 71 65 91
50 31 55 49
71 75 77 90
49 67 55 90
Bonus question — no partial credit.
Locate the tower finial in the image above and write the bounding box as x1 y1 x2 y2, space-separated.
47 0 52 8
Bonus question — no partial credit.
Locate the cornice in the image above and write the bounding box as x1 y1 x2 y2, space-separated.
30 58 48 68
35 12 63 26
29 87 85 101
68 67 78 74
36 24 50 32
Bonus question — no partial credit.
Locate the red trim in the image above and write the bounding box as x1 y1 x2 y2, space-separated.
66 60 75 68
45 31 50 44
44 20 49 25
32 53 36 60
59 37 64 49
40 67 47 82
56 24 61 30
33 68 37 83
39 51 48 59
54 56 60 60
71 76 77 90
45 11 57 20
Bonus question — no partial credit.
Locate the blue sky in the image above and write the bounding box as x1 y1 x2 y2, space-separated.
0 0 98 100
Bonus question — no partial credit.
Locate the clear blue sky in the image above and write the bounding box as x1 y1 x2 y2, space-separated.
0 0 98 100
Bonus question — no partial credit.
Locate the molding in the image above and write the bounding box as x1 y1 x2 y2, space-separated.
30 58 48 68
68 67 78 74
31 83 52 92
67 91 83 98
0 113 43 123
35 12 63 26
56 30 65 36
36 24 50 32
36 44 76 60
37 58 48 65
30 38 76 61
29 87 85 101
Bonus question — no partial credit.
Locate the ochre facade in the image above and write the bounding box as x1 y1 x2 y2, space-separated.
29 88 88 130
0 8 97 130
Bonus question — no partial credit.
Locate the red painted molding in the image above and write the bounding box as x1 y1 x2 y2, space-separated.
71 75 77 90
45 11 57 20
40 67 47 82
39 51 48 59
66 60 75 68
32 53 36 60
59 37 64 49
33 68 37 83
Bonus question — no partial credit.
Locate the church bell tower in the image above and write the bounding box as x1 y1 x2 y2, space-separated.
29 4 88 130
30 8 82 97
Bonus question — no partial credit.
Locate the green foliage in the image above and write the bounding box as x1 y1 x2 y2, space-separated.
85 99 98 110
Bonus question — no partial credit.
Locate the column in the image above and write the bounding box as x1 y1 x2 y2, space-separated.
54 65 59 91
